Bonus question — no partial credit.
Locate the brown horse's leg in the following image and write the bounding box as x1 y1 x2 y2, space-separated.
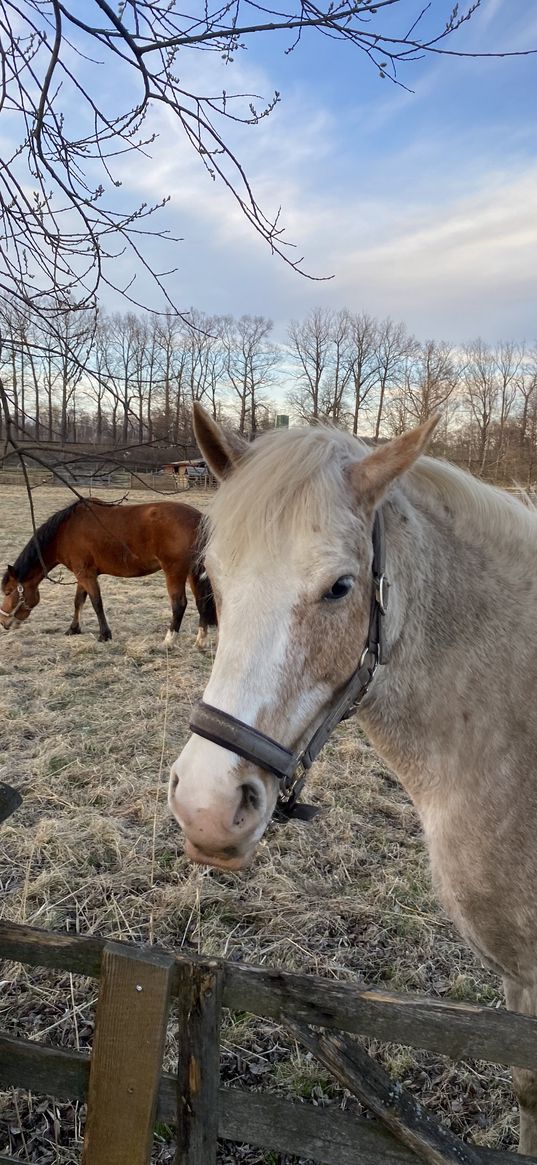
163 571 187 647
66 583 88 635
78 575 112 641
188 567 217 651
504 977 537 1154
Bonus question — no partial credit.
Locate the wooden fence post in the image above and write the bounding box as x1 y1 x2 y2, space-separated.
175 959 223 1165
82 941 174 1165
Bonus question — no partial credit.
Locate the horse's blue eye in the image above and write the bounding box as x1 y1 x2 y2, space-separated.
323 576 354 602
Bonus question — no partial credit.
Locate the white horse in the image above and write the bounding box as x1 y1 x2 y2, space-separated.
170 403 537 1154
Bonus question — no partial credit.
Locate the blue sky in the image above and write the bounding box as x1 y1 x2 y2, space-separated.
84 2 537 344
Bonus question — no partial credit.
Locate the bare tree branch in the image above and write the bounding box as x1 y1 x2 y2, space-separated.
0 0 529 326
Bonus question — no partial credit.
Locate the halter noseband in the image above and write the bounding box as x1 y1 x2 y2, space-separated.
0 583 29 623
189 511 390 822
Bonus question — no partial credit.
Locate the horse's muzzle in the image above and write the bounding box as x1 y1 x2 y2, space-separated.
184 839 253 871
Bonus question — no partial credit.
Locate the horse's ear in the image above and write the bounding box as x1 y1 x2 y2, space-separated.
351 414 440 505
193 403 248 481
2 565 16 589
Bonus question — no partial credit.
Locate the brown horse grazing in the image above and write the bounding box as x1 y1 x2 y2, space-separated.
171 404 537 1155
1 498 216 645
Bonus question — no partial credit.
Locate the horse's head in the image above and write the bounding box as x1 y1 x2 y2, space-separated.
169 405 438 870
0 567 39 630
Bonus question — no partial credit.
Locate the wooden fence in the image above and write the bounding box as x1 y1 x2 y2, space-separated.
0 468 54 487
0 468 217 493
2 919 537 1165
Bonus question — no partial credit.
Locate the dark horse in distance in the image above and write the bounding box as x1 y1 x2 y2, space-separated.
1 498 216 645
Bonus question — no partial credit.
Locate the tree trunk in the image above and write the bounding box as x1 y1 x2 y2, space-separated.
375 376 387 440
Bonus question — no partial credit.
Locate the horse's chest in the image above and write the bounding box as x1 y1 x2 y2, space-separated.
422 812 530 982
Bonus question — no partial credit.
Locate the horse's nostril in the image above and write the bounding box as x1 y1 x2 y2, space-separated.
170 770 179 795
238 781 260 815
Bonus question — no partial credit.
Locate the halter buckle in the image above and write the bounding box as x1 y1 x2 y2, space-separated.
1 583 27 622
359 645 379 675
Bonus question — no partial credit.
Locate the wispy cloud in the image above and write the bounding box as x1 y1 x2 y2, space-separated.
326 166 537 340
95 3 537 344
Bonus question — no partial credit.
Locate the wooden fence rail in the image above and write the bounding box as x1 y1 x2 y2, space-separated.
4 919 537 1071
2 919 537 1164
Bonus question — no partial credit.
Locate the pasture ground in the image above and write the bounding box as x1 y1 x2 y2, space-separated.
0 484 517 1163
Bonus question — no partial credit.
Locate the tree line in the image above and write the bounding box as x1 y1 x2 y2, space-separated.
1 303 537 485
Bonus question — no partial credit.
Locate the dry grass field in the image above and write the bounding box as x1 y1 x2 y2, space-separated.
0 483 517 1163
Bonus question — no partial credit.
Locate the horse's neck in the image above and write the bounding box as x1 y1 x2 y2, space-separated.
360 484 536 809
23 538 59 584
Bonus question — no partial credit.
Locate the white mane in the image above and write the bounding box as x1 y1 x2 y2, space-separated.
207 424 537 559
410 455 537 542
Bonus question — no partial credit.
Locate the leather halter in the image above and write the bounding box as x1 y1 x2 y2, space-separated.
189 511 390 822
0 583 29 623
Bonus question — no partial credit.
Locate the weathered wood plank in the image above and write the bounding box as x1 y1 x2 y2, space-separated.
286 1017 484 1165
3 1033 411 1165
218 1086 419 1165
0 919 104 977
221 964 537 1072
0 1031 89 1098
2 1031 537 1165
4 920 537 1073
175 960 223 1165
197 1085 537 1165
82 942 174 1165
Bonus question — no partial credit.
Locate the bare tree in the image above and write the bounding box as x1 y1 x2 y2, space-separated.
287 306 359 423
373 318 415 439
103 313 141 444
347 312 379 435
181 310 226 413
527 392 537 485
223 315 279 434
287 308 334 422
400 340 459 428
462 340 499 474
88 312 114 445
517 349 537 454
493 342 524 478
54 306 96 442
154 312 186 441
0 2 503 326
324 310 354 423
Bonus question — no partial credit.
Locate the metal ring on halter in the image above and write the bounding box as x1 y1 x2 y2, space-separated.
0 583 28 622
376 574 389 616
359 644 379 676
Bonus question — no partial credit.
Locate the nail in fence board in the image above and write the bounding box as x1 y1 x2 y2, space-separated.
82 942 174 1165
175 960 223 1165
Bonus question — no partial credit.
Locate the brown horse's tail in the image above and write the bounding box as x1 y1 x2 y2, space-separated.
190 560 217 629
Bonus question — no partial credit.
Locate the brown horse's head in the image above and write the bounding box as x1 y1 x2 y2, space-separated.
1 567 39 630
169 405 438 871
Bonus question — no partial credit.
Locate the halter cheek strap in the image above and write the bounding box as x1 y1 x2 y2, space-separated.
189 510 390 822
0 584 29 622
